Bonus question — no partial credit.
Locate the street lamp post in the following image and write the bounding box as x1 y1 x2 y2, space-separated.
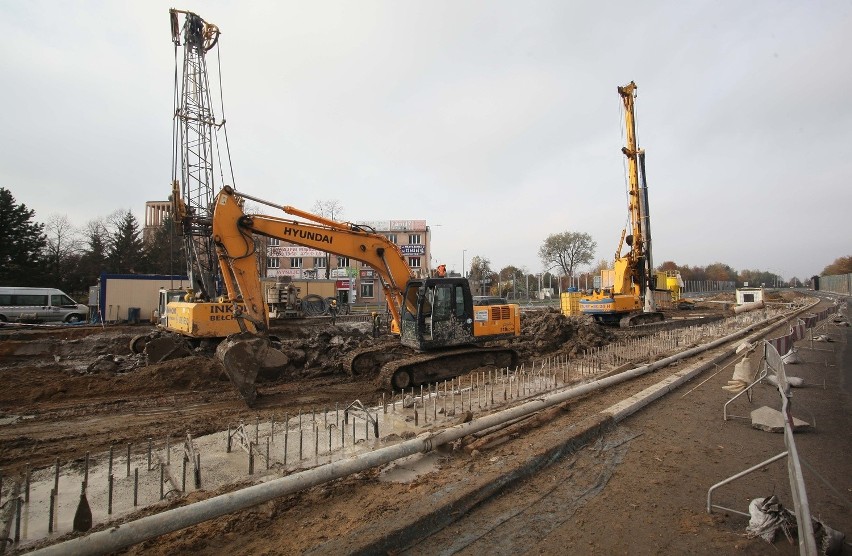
462 249 467 279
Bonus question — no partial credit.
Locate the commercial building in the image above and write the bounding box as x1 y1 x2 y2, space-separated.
143 201 172 242
263 219 432 309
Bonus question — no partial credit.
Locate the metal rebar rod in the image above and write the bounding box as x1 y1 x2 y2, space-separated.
108 474 113 515
25 464 31 503
433 388 437 421
48 489 54 533
15 496 22 542
134 468 139 505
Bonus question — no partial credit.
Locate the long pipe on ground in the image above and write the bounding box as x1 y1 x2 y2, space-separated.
31 307 808 556
733 300 765 314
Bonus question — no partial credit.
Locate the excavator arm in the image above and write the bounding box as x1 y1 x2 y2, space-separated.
211 185 413 334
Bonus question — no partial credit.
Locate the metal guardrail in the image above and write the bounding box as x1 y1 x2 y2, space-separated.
708 298 845 555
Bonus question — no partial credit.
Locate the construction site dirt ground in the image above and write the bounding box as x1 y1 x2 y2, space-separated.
1 291 850 554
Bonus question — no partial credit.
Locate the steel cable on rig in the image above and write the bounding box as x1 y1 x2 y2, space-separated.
217 48 238 191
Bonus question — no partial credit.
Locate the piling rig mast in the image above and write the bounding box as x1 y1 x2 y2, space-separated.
578 81 662 327
169 9 229 300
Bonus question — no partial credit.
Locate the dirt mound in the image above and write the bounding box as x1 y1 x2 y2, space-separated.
273 324 375 379
137 355 229 390
510 309 615 360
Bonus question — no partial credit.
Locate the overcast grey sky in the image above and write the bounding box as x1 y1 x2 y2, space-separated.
1 1 849 282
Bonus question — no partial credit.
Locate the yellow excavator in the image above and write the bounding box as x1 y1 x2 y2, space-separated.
579 81 664 327
209 186 520 405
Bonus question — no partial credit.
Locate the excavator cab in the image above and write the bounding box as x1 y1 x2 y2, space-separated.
399 278 475 350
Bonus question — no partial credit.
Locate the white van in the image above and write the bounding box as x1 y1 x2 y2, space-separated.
0 287 89 323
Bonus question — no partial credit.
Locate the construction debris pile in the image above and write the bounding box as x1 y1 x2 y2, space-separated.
510 309 616 359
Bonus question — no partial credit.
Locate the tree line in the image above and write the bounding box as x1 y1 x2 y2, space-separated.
464 229 850 297
0 188 186 297
4 188 849 299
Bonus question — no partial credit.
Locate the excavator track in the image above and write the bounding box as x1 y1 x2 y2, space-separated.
374 346 519 391
619 311 664 327
346 342 416 378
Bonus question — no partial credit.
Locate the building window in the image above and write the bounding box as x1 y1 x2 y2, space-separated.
385 234 397 244
408 257 421 268
361 282 375 298
269 238 280 246
267 257 280 269
315 257 327 268
290 257 303 268
408 234 421 244
337 256 349 268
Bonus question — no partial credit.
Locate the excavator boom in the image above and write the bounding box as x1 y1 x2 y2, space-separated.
212 186 412 332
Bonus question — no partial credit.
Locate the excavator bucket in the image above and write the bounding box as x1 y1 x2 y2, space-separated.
215 332 269 406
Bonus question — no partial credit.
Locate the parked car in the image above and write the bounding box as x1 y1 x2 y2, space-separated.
0 287 89 323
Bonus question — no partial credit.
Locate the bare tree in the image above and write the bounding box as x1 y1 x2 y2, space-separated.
538 231 596 285
468 255 495 296
44 214 82 287
311 200 345 278
311 199 345 222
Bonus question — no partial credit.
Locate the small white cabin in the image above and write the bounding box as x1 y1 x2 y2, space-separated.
735 287 765 305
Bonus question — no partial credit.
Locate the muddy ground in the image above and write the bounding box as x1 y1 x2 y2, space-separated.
3 291 841 555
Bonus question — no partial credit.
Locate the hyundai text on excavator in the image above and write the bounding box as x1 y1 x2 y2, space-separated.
579 81 664 327
210 186 520 405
